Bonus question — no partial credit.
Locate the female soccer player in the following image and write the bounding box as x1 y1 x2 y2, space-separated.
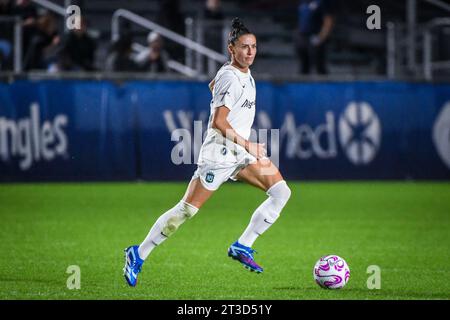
124 18 291 286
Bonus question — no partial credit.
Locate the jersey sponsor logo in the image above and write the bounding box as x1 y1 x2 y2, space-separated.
432 101 450 169
241 100 255 109
0 102 69 170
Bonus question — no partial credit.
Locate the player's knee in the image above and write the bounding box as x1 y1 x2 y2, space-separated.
278 183 291 207
180 200 199 218
267 180 291 207
162 201 199 236
282 183 292 203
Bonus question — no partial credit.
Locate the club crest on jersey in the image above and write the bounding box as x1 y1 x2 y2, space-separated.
205 172 215 183
241 100 255 109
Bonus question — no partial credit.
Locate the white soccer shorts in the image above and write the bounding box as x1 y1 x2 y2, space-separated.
191 147 257 191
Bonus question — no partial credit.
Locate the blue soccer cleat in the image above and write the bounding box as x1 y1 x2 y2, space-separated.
123 245 144 287
228 241 263 273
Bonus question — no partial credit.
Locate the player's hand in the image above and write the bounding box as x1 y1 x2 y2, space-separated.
246 142 267 159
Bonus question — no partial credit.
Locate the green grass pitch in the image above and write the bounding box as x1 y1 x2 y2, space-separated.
0 181 449 300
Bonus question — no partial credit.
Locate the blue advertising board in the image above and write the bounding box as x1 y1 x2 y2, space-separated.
0 79 449 181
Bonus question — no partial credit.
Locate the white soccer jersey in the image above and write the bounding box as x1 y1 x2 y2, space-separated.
197 63 256 166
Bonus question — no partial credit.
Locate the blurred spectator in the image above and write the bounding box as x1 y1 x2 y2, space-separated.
11 0 38 64
53 17 96 72
0 38 12 70
11 0 37 25
134 31 169 73
295 0 336 75
0 0 12 13
23 12 60 70
105 35 140 72
203 0 223 20
202 0 224 53
0 0 13 70
158 0 185 36
157 0 185 63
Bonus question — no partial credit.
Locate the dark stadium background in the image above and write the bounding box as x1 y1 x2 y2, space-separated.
0 0 449 301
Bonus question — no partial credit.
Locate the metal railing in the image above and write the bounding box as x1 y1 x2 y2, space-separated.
386 21 418 79
423 17 450 80
0 17 22 73
31 0 67 16
111 9 227 76
131 42 199 77
29 1 212 77
31 0 76 35
386 15 450 81
7 0 446 81
185 18 230 75
423 0 450 13
0 0 68 73
386 22 396 78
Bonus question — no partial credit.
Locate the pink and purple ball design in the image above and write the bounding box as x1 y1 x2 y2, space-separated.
313 255 350 289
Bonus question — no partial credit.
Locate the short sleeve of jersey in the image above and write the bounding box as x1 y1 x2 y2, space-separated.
211 73 243 110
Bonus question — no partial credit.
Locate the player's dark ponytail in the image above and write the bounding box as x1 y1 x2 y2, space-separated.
228 17 251 45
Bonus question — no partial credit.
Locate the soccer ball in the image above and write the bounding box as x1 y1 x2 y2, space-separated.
313 255 350 289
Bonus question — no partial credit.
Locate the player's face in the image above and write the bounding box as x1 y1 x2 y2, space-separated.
229 34 257 69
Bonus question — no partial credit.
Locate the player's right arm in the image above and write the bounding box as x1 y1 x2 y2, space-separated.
212 106 266 159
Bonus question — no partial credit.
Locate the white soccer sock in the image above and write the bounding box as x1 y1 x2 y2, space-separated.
138 200 199 260
238 180 291 247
